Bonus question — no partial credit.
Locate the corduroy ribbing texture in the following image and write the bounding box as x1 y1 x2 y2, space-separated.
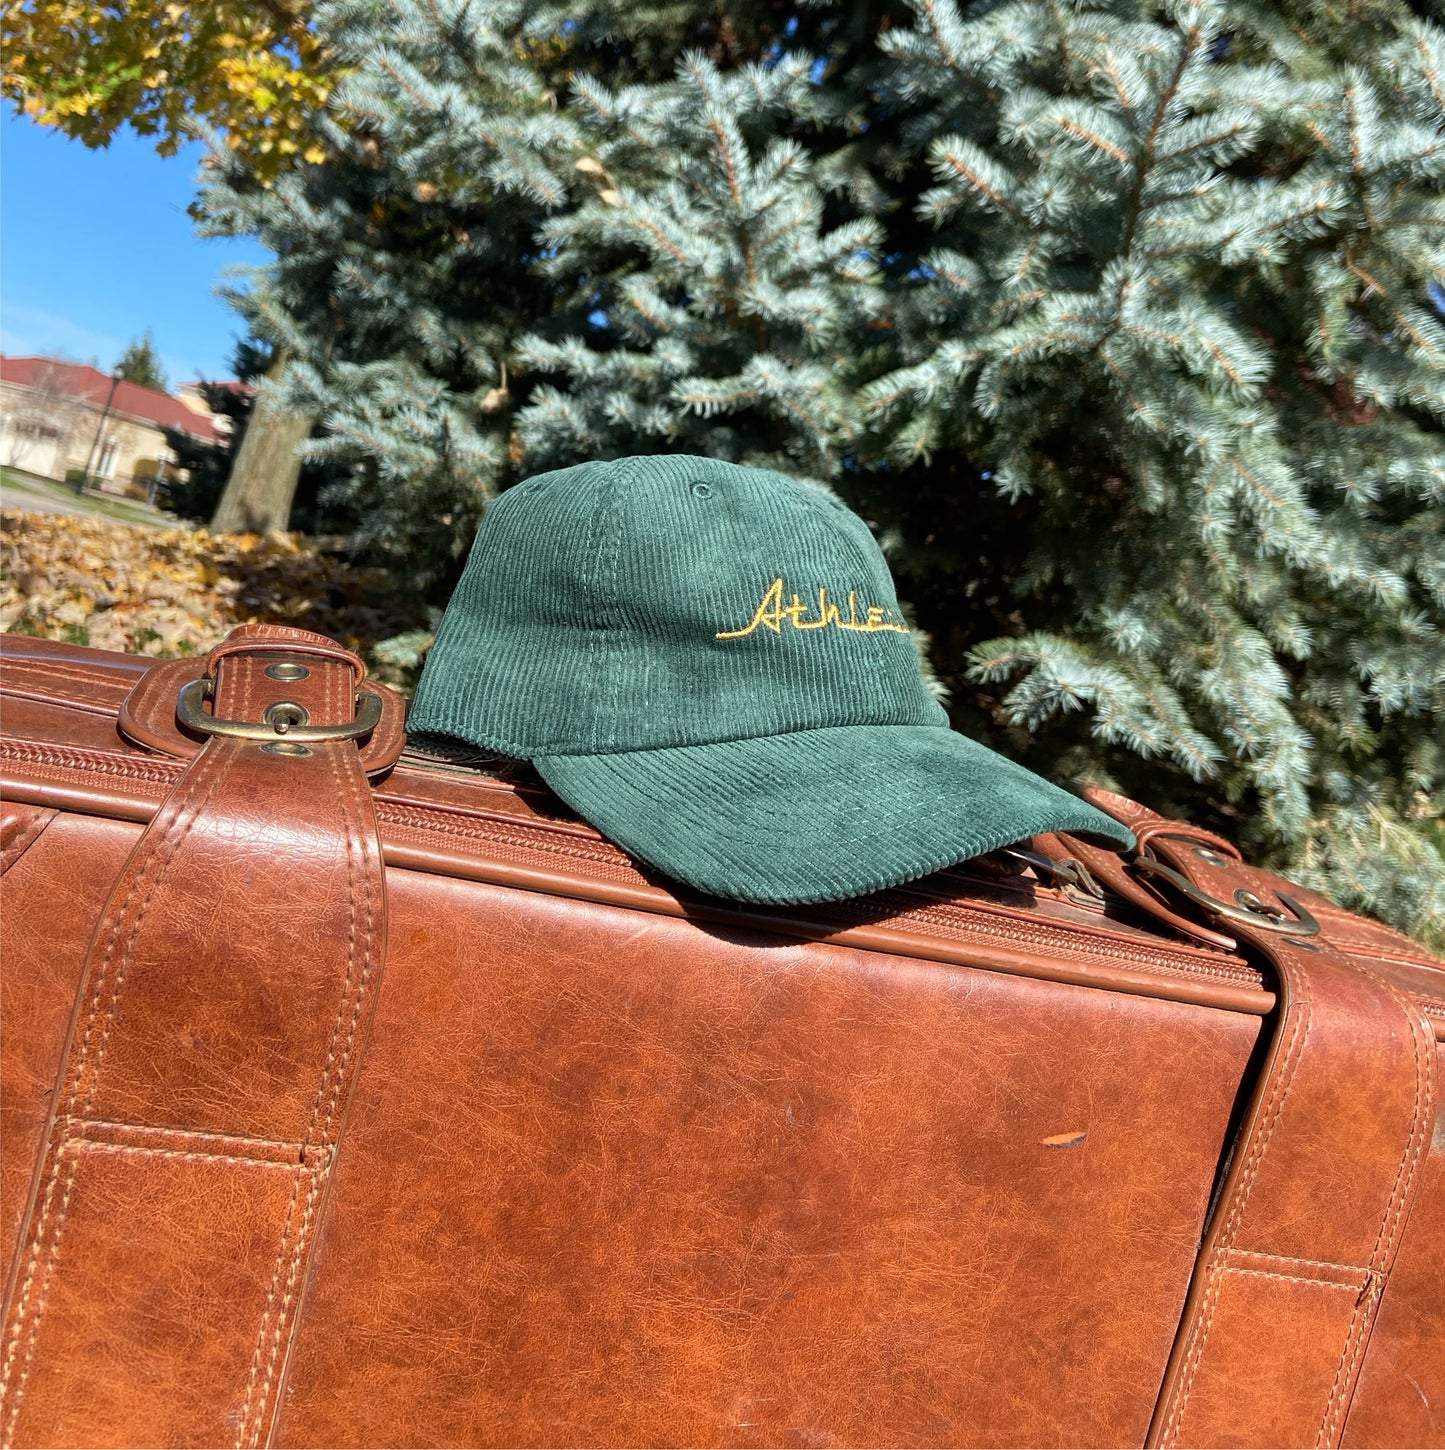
411 454 944 754
409 454 1133 904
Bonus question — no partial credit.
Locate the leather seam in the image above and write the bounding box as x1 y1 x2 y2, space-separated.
81 742 241 1121
1360 977 1433 1277
236 1165 306 1446
1321 1282 1385 1450
237 747 357 1449
245 1165 326 1447
382 803 1264 983
0 734 239 1441
0 683 121 718
1317 971 1435 1447
238 741 380 1447
0 662 134 693
241 649 254 722
1160 951 1313 1444
319 742 379 1144
54 1140 308 1170
58 1117 308 1152
1219 1265 1368 1290
0 807 55 877
1222 1250 1373 1279
242 746 367 1444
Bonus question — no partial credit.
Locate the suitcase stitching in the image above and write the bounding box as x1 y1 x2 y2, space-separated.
1220 1267 1364 1290
1223 1250 1371 1281
59 1118 310 1153
1160 953 1315 1442
1317 971 1434 1447
0 736 240 1439
238 741 363 1445
52 1140 307 1170
238 739 382 1448
239 1168 327 1448
237 1168 307 1446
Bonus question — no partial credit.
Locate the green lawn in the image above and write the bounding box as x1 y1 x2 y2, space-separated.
0 466 186 530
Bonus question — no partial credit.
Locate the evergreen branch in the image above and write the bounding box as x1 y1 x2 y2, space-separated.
932 261 979 292
918 0 961 70
1121 21 1203 262
1095 51 1137 123
630 215 690 264
914 0 999 102
708 117 744 209
936 151 1022 220
376 55 437 115
1056 115 1130 166
755 210 813 255
1345 258 1441 355
989 289 1048 314
1205 339 1244 389
1343 82 1379 234
1221 453 1288 513
1412 27 1445 114
1155 121 1251 167
1001 329 1095 357
1099 350 1166 437
626 293 672 332
675 382 760 414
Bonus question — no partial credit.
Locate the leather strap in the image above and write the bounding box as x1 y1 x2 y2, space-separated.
1030 828 1239 952
117 625 407 776
1 629 389 1448
1063 795 1437 1449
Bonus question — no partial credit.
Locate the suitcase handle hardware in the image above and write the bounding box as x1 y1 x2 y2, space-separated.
176 677 384 744
1133 852 1321 937
1002 847 1106 900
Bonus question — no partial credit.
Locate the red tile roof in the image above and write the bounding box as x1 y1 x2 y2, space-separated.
0 355 224 444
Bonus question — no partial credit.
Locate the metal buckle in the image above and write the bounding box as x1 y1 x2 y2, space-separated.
177 678 383 744
1133 852 1320 937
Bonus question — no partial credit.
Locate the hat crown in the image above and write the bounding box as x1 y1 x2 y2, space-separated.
409 454 946 757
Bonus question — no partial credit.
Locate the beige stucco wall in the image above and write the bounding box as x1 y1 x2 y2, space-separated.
0 378 183 499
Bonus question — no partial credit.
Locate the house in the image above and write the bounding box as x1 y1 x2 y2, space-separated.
0 355 225 501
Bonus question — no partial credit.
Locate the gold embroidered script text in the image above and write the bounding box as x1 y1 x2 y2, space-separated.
717 578 909 639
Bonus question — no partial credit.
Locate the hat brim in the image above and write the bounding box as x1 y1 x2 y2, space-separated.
534 724 1134 906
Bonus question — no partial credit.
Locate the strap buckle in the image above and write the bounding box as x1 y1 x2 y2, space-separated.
177 678 384 744
1133 849 1320 937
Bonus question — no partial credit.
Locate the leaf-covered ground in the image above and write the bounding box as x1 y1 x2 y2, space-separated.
0 511 432 685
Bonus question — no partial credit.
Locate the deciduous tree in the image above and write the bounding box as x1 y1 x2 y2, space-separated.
2 0 329 179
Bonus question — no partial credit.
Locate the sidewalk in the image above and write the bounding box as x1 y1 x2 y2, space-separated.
0 468 183 530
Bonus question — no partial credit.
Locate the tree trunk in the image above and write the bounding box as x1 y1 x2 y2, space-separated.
210 355 313 533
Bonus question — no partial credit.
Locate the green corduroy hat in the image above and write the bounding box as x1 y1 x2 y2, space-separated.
409 454 1133 904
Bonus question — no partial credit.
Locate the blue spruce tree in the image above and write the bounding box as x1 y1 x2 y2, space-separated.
202 0 1445 944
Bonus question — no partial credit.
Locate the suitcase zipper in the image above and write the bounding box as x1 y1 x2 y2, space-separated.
2 734 1267 1003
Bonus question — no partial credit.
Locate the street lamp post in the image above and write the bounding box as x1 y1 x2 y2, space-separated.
77 368 122 494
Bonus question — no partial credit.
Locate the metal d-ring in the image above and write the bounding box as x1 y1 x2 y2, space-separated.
1132 854 1321 937
177 678 383 744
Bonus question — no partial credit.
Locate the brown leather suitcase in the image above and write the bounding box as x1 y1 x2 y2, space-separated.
1 624 1442 1449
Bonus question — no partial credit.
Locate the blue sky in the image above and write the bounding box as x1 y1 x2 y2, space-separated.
1 111 269 386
